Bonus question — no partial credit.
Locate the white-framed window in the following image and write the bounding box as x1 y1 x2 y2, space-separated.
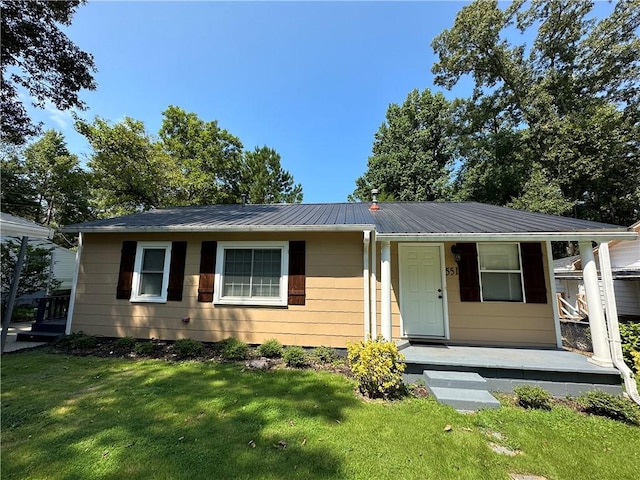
131 242 172 303
478 243 524 302
214 241 289 306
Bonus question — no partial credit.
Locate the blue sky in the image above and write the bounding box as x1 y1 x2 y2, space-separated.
28 1 614 204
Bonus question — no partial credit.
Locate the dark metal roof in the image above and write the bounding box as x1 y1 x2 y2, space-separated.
370 202 623 234
62 201 629 234
62 203 374 232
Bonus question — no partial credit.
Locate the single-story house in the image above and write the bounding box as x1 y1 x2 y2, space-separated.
61 201 637 361
554 221 640 321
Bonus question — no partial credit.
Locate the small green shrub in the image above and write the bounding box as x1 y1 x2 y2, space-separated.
311 346 338 364
514 385 553 410
633 351 640 374
257 338 284 358
283 346 308 368
114 336 136 350
174 338 204 358
620 322 640 371
134 341 156 356
219 337 249 360
11 305 35 322
55 331 97 350
578 390 640 426
347 336 406 399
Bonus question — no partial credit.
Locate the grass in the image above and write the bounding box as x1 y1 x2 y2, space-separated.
2 349 640 480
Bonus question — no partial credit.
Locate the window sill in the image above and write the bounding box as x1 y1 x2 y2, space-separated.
130 297 168 304
214 297 287 307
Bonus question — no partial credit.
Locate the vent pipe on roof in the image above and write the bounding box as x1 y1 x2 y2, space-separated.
369 189 380 211
241 194 247 207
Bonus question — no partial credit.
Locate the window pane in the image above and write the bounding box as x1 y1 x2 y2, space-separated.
221 248 282 299
223 249 252 297
143 249 165 271
481 273 523 301
252 249 281 297
140 272 163 296
479 244 520 270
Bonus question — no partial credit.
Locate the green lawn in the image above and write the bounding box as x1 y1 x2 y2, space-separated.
2 349 639 480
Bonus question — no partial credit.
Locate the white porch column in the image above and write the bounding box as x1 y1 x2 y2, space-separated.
66 232 84 335
579 241 613 367
381 241 392 341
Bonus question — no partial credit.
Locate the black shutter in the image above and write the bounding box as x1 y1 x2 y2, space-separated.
116 241 137 299
288 241 306 305
167 241 187 301
457 243 481 302
198 241 217 302
521 242 547 304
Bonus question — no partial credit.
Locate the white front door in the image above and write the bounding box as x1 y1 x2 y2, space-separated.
399 244 446 337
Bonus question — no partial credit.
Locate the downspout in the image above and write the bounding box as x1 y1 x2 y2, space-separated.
381 241 392 341
370 231 377 338
65 232 84 335
363 230 371 339
599 242 640 405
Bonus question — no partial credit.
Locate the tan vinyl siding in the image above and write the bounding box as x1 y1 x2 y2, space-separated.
72 232 365 347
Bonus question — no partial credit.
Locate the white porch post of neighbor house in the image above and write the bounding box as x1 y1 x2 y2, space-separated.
579 240 613 367
381 241 392 341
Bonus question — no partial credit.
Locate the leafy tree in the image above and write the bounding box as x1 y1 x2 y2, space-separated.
78 107 304 215
77 117 177 218
1 1 96 145
352 88 454 202
507 162 575 216
0 147 39 219
451 98 530 206
431 0 640 225
159 106 244 205
22 131 92 227
1 240 57 301
239 146 303 204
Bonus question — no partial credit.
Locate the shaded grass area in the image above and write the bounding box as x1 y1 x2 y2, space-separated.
2 349 639 480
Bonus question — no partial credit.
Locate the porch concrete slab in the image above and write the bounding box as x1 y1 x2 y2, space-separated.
400 344 619 375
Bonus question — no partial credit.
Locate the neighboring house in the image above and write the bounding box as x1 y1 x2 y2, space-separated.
1 232 76 303
554 221 640 321
61 202 637 351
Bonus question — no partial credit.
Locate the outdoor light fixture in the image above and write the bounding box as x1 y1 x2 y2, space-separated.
451 244 462 264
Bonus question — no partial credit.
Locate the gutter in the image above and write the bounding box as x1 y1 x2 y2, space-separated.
375 231 639 243
599 242 640 405
60 224 376 234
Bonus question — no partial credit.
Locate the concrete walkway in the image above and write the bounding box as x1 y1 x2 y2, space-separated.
3 323 47 353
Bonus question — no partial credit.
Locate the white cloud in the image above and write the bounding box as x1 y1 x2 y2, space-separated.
43 101 75 130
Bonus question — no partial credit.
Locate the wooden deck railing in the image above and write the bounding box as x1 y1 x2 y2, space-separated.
556 293 588 320
34 295 70 323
